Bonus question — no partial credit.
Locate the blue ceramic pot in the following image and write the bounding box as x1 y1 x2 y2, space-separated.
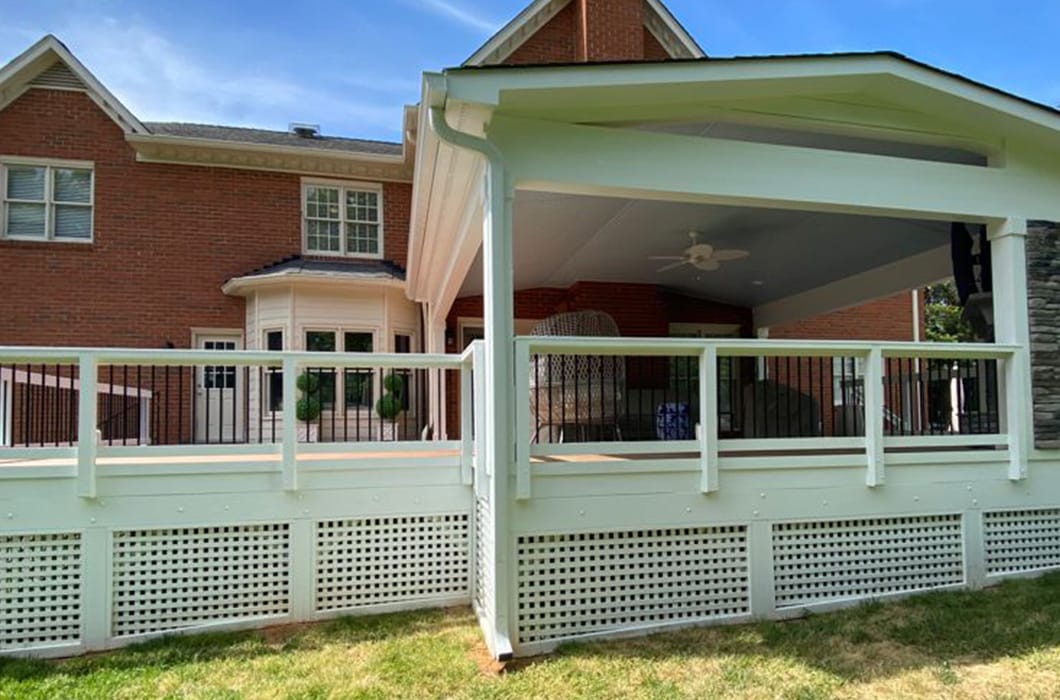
655 402 691 440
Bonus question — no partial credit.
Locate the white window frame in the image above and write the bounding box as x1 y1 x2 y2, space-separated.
301 177 383 259
1 156 94 243
300 326 381 414
262 328 285 415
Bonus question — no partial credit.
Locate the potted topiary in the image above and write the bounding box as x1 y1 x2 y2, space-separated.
296 371 322 442
375 372 404 441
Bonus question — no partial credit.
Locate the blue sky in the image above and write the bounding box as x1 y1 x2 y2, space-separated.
1 0 1058 143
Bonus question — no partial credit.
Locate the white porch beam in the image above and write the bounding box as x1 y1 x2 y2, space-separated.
989 217 1031 480
753 245 952 329
488 115 1048 222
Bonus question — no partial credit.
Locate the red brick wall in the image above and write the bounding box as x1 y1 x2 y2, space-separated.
0 89 411 349
505 3 578 65
504 0 660 66
770 292 917 341
446 282 752 344
576 0 644 62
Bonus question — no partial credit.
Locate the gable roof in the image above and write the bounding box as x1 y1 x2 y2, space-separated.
0 34 147 134
144 122 403 156
463 0 705 67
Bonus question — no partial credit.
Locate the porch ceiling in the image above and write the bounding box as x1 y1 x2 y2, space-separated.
458 192 952 309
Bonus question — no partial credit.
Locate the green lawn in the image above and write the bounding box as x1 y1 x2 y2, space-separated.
6 574 1060 699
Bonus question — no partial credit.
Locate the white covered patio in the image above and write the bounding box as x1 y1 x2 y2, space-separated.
409 53 1060 657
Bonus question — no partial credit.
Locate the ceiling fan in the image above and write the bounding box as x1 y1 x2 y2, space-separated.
650 232 749 273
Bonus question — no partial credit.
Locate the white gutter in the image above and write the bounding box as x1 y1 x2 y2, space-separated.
424 83 515 663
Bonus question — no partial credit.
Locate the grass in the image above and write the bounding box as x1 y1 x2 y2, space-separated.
6 574 1060 699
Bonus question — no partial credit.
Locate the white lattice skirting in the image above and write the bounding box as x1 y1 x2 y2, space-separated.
10 507 1060 656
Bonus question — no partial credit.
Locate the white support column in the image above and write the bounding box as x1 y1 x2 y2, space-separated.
282 356 299 491
77 355 98 499
989 217 1031 480
699 345 719 493
864 346 885 487
483 164 516 659
514 340 531 500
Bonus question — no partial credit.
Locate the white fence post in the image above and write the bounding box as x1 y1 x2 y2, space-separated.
699 345 719 493
864 346 885 487
139 395 151 446
80 526 110 650
473 342 488 481
460 356 474 486
514 340 531 500
748 520 775 618
77 354 98 499
290 518 314 621
282 356 298 491
964 510 987 589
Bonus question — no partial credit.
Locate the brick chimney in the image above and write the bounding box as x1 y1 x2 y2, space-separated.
575 0 645 62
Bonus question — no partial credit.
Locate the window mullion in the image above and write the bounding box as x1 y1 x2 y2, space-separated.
44 166 53 240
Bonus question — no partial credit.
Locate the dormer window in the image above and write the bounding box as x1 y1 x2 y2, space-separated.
303 179 382 258
2 159 93 242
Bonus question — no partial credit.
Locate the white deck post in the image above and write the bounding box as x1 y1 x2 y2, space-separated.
989 218 1031 480
459 354 474 485
282 356 299 491
514 339 531 499
139 395 151 446
699 345 719 493
864 346 885 487
483 163 516 657
77 354 98 499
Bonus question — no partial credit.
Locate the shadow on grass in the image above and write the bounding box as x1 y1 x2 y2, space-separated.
541 571 1060 683
0 606 474 683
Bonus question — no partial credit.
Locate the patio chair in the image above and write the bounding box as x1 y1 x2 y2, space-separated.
529 310 625 442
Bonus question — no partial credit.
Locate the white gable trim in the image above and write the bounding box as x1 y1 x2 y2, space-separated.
0 35 147 134
464 0 571 67
463 0 705 67
644 0 706 59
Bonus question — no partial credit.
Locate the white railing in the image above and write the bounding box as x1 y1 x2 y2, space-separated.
514 337 1019 500
0 346 479 496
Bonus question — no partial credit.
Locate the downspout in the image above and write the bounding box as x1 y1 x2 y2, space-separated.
426 94 515 662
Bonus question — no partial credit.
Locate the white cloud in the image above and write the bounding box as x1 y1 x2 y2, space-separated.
409 0 498 33
4 17 410 140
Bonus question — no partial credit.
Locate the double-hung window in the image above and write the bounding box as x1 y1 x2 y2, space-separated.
303 180 382 257
2 160 93 241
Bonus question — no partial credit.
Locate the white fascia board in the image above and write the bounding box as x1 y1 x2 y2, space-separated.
0 35 147 134
407 74 447 300
445 54 1060 139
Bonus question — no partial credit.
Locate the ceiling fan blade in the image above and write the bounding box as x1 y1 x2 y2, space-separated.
656 260 690 273
711 249 750 262
693 260 721 272
647 255 685 261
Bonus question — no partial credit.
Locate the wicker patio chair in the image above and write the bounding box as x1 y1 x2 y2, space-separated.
528 310 625 442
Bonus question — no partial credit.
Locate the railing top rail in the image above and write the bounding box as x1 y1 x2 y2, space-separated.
515 336 1018 359
0 347 466 369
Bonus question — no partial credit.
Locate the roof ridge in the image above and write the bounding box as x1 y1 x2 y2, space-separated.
143 121 402 146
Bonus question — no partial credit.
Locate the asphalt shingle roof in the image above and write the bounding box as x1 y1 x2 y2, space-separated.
236 255 406 281
144 122 404 156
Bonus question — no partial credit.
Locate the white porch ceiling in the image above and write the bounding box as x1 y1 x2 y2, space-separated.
458 192 953 309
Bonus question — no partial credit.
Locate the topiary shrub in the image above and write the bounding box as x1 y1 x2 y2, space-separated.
375 372 404 422
296 371 322 422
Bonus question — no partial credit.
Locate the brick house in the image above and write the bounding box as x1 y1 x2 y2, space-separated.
1 0 920 443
